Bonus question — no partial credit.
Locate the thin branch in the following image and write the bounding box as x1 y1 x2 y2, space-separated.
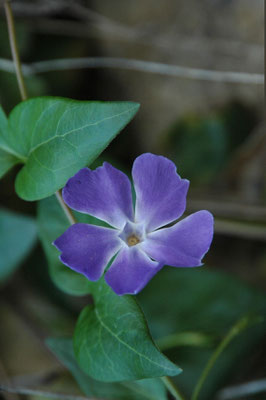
191 316 262 400
3 1 77 227
4 0 28 100
187 198 266 222
157 331 214 351
161 377 186 400
214 219 266 241
217 379 266 400
0 385 101 400
0 57 263 84
8 0 263 57
10 368 61 387
55 190 77 225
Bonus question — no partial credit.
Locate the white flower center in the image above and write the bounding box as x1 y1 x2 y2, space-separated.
119 221 146 247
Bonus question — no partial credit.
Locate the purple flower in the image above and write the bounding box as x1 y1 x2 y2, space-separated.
53 153 214 295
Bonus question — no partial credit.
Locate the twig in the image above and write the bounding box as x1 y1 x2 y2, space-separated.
10 368 61 387
217 378 266 400
214 219 266 241
0 385 101 400
0 57 263 84
4 0 27 100
55 190 77 225
161 377 185 400
187 198 266 222
18 16 263 61
5 0 67 16
3 2 77 226
157 331 214 351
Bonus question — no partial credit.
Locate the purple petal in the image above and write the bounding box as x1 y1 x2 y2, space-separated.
141 211 214 267
53 223 122 281
105 246 163 295
132 153 189 232
63 163 134 229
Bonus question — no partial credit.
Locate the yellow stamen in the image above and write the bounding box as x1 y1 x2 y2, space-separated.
127 235 140 246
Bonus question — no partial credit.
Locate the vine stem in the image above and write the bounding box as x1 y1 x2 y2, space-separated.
161 377 186 400
4 0 27 100
191 316 261 400
55 190 77 225
3 0 76 226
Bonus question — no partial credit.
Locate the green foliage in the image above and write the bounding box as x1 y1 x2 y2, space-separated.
0 106 20 178
47 337 167 400
0 208 36 283
138 267 266 399
74 280 181 382
162 103 256 185
0 98 139 200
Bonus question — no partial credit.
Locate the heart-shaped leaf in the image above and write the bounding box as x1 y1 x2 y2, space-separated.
47 337 167 400
1 97 139 200
74 280 181 382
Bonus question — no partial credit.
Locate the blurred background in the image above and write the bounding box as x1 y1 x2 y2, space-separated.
0 1 265 399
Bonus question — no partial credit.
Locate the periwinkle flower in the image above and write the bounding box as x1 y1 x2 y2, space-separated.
53 153 214 295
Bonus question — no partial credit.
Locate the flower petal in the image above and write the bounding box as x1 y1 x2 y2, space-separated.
63 163 134 229
105 246 162 295
132 153 189 231
141 210 214 267
53 223 122 281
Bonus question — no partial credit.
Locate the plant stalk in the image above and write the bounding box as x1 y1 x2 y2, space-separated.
4 0 77 226
55 190 77 225
4 0 27 100
161 376 186 400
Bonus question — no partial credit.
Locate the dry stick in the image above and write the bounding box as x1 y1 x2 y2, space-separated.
55 190 77 225
3 0 76 226
0 385 101 400
161 376 185 400
4 0 27 100
0 57 263 85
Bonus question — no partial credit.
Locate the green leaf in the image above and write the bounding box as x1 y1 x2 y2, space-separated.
3 97 139 200
138 267 266 398
47 337 167 400
74 280 181 382
0 208 37 283
0 105 20 178
37 195 99 296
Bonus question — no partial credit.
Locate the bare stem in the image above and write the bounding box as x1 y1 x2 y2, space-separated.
4 0 28 100
0 385 100 400
55 190 77 225
3 0 77 225
191 316 262 400
161 376 186 400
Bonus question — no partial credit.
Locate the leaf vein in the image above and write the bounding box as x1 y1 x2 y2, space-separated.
94 308 176 373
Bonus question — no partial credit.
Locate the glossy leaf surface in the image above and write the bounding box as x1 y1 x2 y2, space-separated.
74 280 181 382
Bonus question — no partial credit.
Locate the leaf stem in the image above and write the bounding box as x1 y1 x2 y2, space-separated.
161 376 186 400
4 0 77 226
4 0 28 101
55 190 77 225
191 315 262 400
